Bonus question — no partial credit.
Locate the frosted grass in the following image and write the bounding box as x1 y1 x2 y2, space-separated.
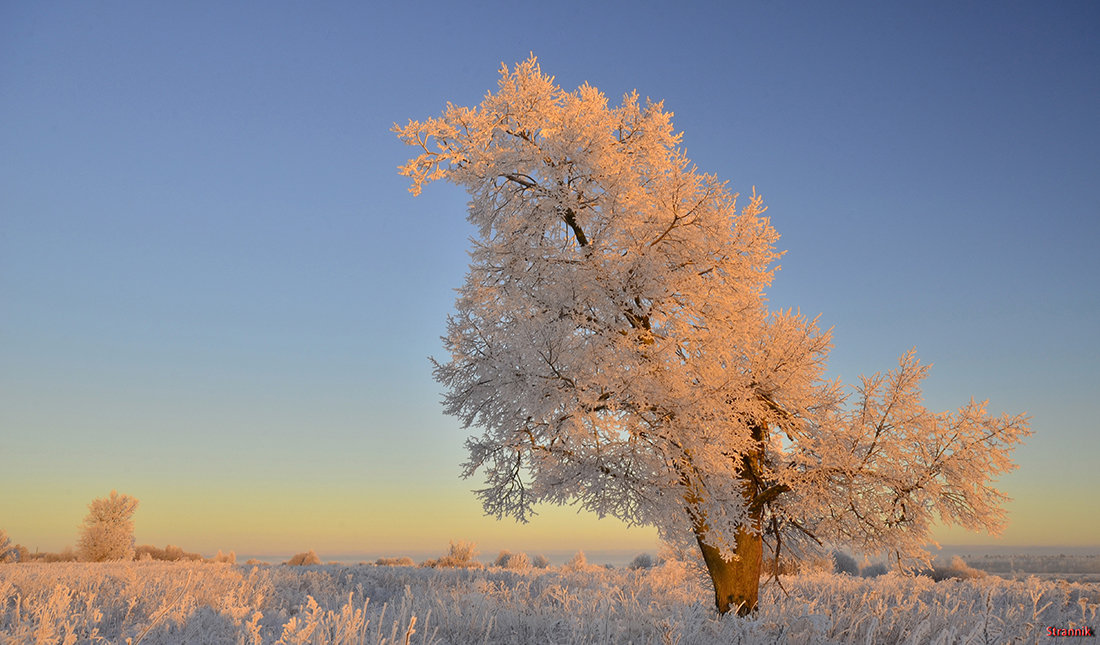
1 561 1096 643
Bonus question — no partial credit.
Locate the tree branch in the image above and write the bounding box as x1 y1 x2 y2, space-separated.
503 173 538 188
561 206 589 247
749 483 791 515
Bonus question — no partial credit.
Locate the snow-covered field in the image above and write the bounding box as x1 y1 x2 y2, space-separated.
1 560 1096 644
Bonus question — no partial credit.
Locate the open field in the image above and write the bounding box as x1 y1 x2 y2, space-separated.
1 560 1097 644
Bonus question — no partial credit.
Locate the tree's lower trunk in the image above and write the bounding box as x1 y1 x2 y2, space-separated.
686 421 770 616
696 522 763 616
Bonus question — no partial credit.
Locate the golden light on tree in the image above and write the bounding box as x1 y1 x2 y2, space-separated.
396 56 1031 615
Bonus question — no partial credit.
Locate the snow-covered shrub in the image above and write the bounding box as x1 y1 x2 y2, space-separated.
135 545 166 561
530 554 550 569
168 545 202 561
421 541 482 569
563 550 586 570
629 553 656 569
211 550 236 564
447 540 478 563
286 550 322 566
562 550 601 573
925 555 987 581
507 553 531 569
493 550 530 570
376 557 415 567
76 490 139 562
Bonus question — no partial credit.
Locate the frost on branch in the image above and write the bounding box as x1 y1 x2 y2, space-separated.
782 350 1031 571
396 56 1030 614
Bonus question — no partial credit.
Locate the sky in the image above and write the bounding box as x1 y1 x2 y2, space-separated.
2 2 1097 560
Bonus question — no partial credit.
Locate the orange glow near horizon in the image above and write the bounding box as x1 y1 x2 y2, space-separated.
6 477 1096 560
4 482 659 558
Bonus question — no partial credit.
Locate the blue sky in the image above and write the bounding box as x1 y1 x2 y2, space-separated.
2 1 1097 557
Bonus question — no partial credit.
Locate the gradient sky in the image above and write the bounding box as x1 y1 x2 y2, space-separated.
2 2 1097 559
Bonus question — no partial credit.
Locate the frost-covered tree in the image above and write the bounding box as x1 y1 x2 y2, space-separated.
395 56 1031 616
0 529 19 563
77 490 139 562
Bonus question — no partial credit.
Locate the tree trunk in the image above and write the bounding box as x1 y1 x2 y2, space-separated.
696 519 763 616
692 420 769 616
684 421 771 616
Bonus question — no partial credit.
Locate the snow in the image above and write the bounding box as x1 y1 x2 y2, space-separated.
1 561 1094 643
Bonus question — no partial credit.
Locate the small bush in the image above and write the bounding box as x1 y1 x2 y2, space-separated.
376 556 415 567
494 550 531 570
629 553 656 570
926 556 987 581
531 554 551 569
448 540 478 562
211 550 236 564
165 545 204 562
422 541 482 569
286 550 322 566
563 550 600 573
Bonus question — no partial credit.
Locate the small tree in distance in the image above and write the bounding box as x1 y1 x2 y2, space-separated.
0 529 20 563
77 490 139 562
395 56 1031 616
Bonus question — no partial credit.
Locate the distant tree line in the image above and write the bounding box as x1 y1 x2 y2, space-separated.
967 554 1100 574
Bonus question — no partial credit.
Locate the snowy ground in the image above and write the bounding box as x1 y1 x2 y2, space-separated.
1 560 1096 644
